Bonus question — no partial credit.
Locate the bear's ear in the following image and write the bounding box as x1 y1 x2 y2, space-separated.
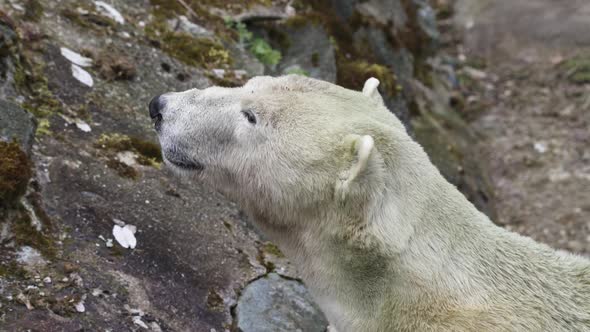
362 77 384 105
336 134 375 200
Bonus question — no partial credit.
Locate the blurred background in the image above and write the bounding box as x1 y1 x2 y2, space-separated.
0 0 588 330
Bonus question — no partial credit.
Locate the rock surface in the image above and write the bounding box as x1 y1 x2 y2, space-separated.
0 100 36 153
236 273 327 332
275 24 337 82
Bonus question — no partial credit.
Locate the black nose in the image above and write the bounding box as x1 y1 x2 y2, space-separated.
149 95 165 119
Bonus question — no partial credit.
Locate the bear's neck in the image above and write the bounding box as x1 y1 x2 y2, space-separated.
255 160 506 330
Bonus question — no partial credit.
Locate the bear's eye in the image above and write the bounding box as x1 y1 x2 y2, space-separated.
241 109 257 125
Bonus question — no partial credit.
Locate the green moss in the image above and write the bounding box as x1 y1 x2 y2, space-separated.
0 261 27 279
22 95 60 119
129 137 162 161
224 18 282 67
151 0 273 16
109 245 125 256
35 118 51 136
262 242 284 258
206 70 247 87
70 104 92 122
206 289 224 311
561 57 590 70
13 209 56 258
24 0 43 22
311 52 319 67
266 25 291 51
570 71 590 84
337 60 398 96
225 20 253 44
284 13 324 29
96 133 162 176
284 67 309 76
0 142 32 207
146 21 232 69
249 38 281 66
149 0 184 19
148 0 235 42
61 7 117 31
561 56 590 84
15 47 62 124
97 133 163 162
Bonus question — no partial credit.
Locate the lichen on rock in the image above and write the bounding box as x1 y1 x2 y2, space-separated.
0 141 32 208
95 133 162 179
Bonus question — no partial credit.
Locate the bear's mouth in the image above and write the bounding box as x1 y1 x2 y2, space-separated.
164 153 204 171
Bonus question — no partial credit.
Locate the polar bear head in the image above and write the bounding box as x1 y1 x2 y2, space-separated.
150 75 412 230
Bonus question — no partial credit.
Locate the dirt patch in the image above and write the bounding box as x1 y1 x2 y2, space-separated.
451 0 590 254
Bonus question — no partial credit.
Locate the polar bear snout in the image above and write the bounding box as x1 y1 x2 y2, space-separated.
149 95 166 119
148 94 166 131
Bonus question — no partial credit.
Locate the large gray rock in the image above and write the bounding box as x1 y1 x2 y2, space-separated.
0 99 36 153
356 0 439 57
236 273 328 332
413 0 440 47
0 22 19 100
411 78 496 219
276 24 337 83
330 0 360 20
356 0 408 29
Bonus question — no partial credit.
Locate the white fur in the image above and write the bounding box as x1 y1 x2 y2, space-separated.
155 75 590 332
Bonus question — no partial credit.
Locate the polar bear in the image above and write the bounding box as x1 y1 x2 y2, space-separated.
149 75 590 332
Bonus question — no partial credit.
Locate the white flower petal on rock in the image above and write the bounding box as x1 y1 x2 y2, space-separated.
75 299 86 312
76 120 92 132
132 316 149 329
71 64 94 87
60 47 93 67
125 224 137 234
113 224 137 249
94 1 125 24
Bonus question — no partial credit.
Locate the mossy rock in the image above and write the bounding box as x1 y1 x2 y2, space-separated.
561 56 590 84
106 158 140 180
60 0 117 33
0 100 37 152
146 21 232 69
12 209 56 258
0 141 32 207
24 0 43 22
162 32 232 68
262 242 284 258
14 42 63 124
96 133 162 163
337 59 399 96
96 133 162 179
0 261 27 279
